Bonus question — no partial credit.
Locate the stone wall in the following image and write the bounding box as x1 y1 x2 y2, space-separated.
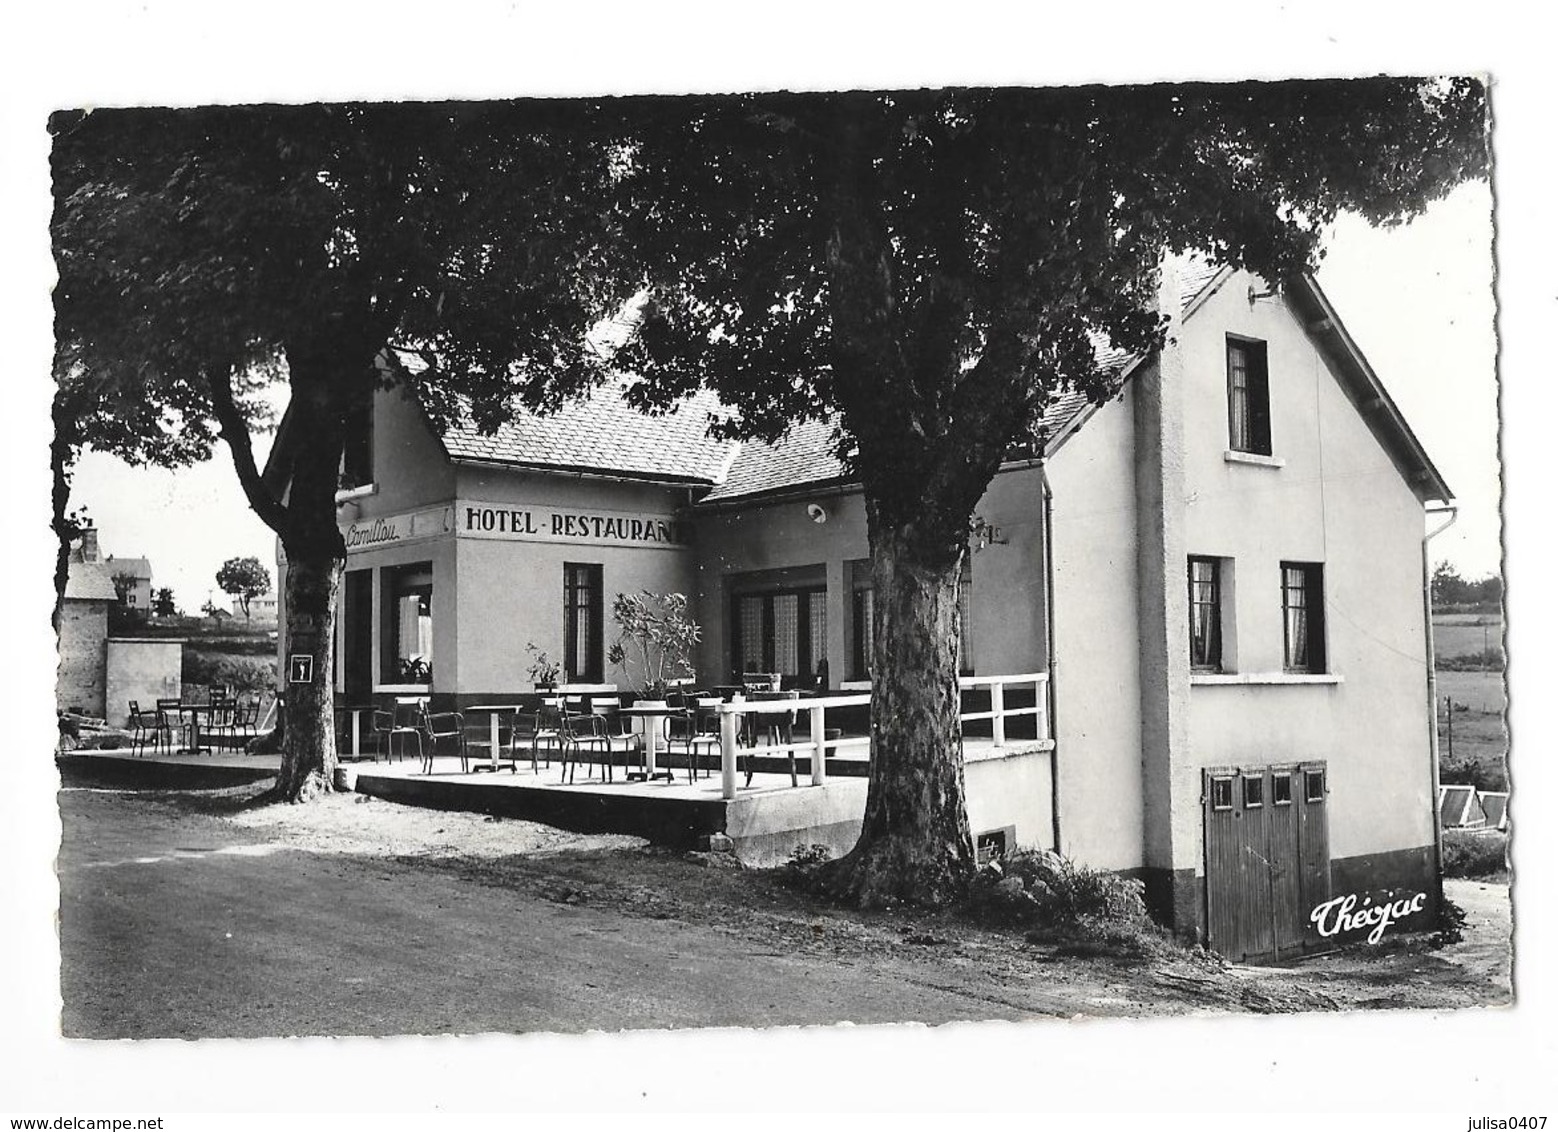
57 600 109 717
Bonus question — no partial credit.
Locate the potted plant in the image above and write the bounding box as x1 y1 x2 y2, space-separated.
607 590 699 706
525 642 561 691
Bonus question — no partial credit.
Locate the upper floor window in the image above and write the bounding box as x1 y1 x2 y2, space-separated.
1188 556 1222 671
1281 562 1327 673
1227 337 1271 456
341 397 374 490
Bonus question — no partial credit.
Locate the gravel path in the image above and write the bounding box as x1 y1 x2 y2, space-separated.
56 776 1512 1038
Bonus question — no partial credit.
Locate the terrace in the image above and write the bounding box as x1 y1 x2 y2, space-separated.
69 673 1056 865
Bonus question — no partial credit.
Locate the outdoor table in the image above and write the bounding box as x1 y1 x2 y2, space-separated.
465 704 527 772
175 703 213 755
616 705 677 783
338 704 376 760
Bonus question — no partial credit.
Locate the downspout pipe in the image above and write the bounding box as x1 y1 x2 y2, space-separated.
1423 503 1459 909
1041 461 1062 855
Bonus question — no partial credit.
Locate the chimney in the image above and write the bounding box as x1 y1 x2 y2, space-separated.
79 524 99 562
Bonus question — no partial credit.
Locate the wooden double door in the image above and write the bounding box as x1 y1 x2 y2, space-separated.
1203 763 1331 963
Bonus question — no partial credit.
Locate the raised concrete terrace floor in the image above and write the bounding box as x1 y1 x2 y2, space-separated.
59 732 1053 865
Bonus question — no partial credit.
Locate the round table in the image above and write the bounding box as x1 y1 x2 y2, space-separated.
615 705 678 782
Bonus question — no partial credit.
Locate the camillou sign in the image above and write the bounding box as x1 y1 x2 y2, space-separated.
341 501 689 554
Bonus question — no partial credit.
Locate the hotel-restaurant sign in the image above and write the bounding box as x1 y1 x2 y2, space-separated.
341 501 689 554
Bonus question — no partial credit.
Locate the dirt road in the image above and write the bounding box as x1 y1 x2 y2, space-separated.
56 777 1512 1039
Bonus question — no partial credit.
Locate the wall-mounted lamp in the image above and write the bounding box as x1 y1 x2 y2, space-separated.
1247 283 1280 304
971 516 1007 552
806 502 828 524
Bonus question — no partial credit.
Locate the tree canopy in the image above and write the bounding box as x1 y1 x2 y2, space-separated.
51 100 627 549
216 556 271 618
605 81 1487 538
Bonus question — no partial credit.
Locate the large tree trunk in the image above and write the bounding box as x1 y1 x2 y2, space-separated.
275 548 341 800
268 344 355 802
822 513 976 908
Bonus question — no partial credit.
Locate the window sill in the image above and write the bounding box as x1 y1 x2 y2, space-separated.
375 683 432 694
1223 450 1285 468
1191 672 1343 686
336 483 378 504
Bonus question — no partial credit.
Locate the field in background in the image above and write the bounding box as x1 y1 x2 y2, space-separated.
1433 613 1507 792
1434 613 1505 661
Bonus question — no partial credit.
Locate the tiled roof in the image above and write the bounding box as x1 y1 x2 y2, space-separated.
1176 257 1225 312
435 375 739 485
104 555 152 579
416 263 1231 500
65 559 119 602
702 418 848 503
702 375 1136 504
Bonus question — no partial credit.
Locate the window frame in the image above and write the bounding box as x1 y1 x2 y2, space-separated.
1210 776 1235 812
563 562 604 685
732 585 827 681
850 584 874 680
1188 555 1223 672
341 395 375 490
1304 768 1327 804
1281 562 1327 674
1242 774 1265 809
380 561 434 688
1227 335 1272 457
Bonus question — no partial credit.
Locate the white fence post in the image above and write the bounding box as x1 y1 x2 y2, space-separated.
720 707 739 800
811 704 827 785
990 678 1006 748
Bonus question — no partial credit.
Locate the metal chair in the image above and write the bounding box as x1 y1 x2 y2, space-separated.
127 700 158 757
205 689 234 750
369 708 395 761
558 708 612 785
230 695 262 746
589 697 643 778
418 703 468 775
385 697 425 763
527 701 567 773
664 697 721 783
747 690 801 786
155 697 188 755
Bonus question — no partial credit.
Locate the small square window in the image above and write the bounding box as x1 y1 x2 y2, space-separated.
1211 776 1234 811
1305 769 1326 803
1272 772 1293 806
1242 775 1264 808
1228 337 1272 456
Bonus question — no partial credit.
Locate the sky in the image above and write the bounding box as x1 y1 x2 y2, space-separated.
65 180 1502 611
7 1 1553 1114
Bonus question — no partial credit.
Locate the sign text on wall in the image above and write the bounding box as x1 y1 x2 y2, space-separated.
341 506 453 554
341 501 690 553
458 500 690 549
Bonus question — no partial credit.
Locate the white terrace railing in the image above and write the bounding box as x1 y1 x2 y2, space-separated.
716 671 1050 800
